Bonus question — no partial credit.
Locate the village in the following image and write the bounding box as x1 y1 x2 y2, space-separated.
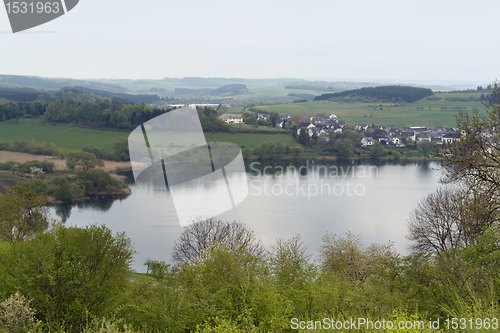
221 112 462 149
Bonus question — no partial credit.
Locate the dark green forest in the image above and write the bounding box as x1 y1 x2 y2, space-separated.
314 86 434 103
0 98 229 133
0 88 161 105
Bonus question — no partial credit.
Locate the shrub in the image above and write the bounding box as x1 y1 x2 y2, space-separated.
0 292 35 333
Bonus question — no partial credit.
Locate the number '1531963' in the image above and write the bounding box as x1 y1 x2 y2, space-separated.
5 2 61 14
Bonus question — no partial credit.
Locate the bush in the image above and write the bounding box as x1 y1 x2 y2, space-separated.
1 139 60 156
75 169 123 193
6 160 55 174
0 292 35 333
6 224 135 331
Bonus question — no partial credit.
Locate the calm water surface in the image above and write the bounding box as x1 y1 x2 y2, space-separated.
50 160 444 272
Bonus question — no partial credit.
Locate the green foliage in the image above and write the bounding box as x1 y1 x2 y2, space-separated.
74 169 124 193
66 151 97 170
198 107 231 133
176 243 286 332
79 151 98 171
45 98 167 130
297 127 310 145
417 140 434 158
291 144 304 156
0 186 48 243
315 85 433 103
212 84 248 96
370 141 388 159
333 138 354 158
195 317 250 333
112 138 130 162
65 152 79 170
4 224 134 331
0 138 60 156
18 169 124 202
55 177 73 201
392 150 401 160
242 112 256 125
0 160 55 174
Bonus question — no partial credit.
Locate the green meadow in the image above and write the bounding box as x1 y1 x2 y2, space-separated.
255 91 487 128
0 118 296 153
0 119 128 152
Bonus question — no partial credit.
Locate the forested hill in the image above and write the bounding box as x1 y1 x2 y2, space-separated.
0 74 126 92
314 85 433 103
174 84 249 96
61 87 160 104
0 87 160 104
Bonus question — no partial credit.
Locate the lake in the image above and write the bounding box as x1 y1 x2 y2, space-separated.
50 160 444 272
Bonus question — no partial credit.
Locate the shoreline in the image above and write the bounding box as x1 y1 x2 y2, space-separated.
46 188 132 206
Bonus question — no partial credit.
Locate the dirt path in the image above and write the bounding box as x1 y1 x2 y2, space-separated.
0 151 132 172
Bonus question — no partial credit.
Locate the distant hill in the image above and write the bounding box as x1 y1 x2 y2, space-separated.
61 87 160 104
174 84 249 96
162 77 302 88
177 77 247 87
314 85 433 103
0 90 41 102
212 84 248 96
174 88 215 95
287 93 317 101
0 75 127 93
285 81 379 91
0 86 160 104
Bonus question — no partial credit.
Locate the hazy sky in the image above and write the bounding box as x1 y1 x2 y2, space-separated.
0 0 498 83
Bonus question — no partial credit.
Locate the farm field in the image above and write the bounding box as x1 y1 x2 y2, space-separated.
254 91 487 128
0 118 296 153
0 119 128 152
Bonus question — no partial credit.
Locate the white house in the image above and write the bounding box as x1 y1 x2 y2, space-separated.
442 133 461 144
222 116 243 124
391 137 402 145
355 124 369 131
361 137 375 147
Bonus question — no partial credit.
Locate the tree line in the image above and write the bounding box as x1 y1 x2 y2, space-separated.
0 99 230 134
314 85 434 103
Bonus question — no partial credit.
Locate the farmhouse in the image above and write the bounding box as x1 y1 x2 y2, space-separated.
222 116 243 124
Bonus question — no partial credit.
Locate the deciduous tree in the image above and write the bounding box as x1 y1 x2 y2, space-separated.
171 218 265 264
0 186 48 243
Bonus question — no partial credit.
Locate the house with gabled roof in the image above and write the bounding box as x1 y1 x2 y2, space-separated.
361 137 374 147
442 132 461 144
416 132 432 142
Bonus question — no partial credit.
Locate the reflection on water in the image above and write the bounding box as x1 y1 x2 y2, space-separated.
50 160 443 272
54 196 121 221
